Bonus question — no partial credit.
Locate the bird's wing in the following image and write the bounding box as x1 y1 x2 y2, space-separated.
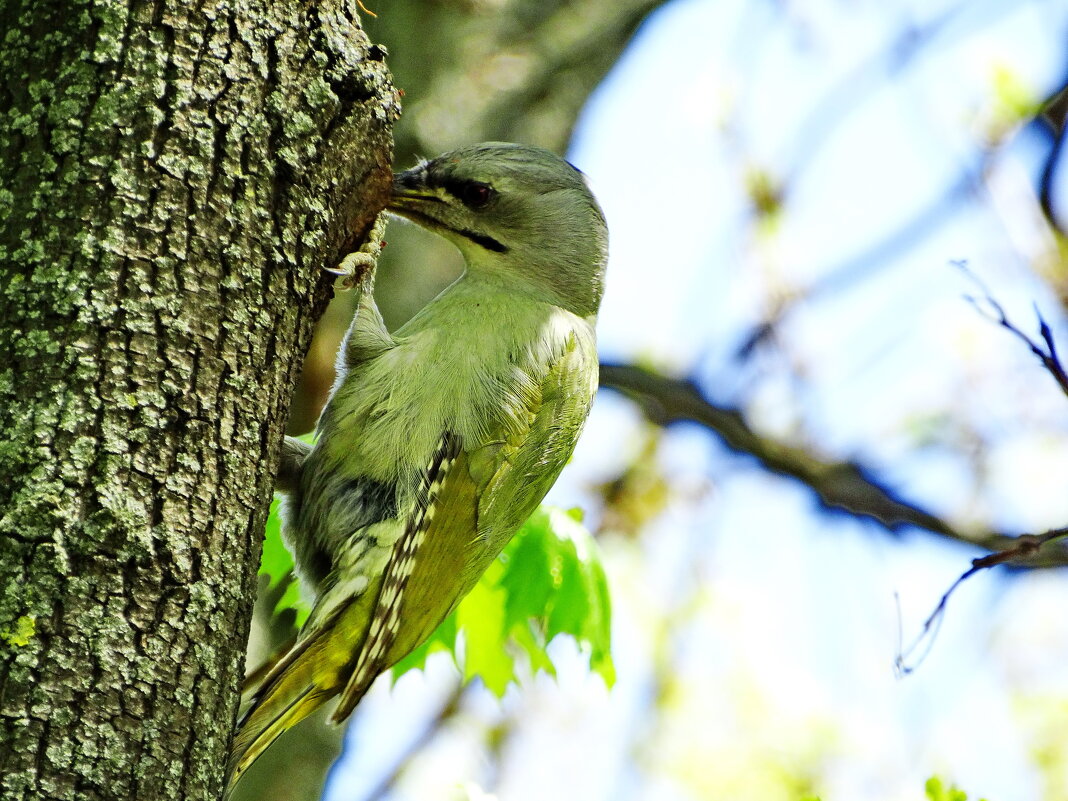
333 432 464 718
474 329 599 554
336 328 599 713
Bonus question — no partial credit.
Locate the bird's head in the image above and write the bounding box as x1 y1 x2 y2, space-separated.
388 142 608 318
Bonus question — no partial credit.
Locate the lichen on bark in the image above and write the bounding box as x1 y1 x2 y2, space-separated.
0 2 397 799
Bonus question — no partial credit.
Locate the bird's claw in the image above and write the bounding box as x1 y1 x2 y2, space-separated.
328 250 380 289
329 215 387 290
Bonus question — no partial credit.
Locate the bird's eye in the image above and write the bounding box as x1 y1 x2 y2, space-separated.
461 182 494 209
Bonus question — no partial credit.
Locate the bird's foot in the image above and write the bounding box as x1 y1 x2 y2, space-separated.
327 215 387 290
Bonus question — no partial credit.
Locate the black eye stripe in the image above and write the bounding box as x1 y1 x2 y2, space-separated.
460 229 507 253
443 179 496 209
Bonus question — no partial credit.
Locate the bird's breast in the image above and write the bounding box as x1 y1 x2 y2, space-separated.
319 289 588 494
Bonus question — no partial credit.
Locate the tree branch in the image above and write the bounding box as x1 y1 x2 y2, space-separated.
599 362 1068 567
1035 71 1068 235
389 0 669 156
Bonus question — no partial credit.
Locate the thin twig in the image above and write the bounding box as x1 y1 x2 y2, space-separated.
895 527 1068 676
956 260 1068 398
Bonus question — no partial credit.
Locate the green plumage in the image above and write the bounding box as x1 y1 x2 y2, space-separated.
227 143 607 791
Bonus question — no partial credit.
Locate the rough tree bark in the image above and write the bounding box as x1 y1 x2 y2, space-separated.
0 2 396 800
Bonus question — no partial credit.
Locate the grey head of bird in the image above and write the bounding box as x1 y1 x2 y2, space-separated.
388 142 608 318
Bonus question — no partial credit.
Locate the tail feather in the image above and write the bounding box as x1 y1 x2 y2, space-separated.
225 627 345 792
240 633 298 694
227 683 327 790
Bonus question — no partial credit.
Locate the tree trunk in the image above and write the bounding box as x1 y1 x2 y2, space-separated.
0 2 396 800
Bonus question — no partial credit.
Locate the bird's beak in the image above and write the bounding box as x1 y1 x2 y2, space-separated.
389 166 434 206
388 166 444 226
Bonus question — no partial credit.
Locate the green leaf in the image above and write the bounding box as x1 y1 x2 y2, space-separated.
499 514 554 629
259 498 293 591
258 497 312 624
392 614 458 677
991 65 1040 124
259 433 316 595
456 579 515 695
524 507 614 685
511 622 556 678
446 505 615 692
925 776 979 801
275 578 311 628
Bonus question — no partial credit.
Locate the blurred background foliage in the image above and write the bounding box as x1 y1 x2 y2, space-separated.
238 0 1068 800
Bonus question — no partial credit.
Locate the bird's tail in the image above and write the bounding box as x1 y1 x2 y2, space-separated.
225 629 342 794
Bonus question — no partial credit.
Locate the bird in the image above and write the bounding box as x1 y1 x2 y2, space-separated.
226 142 608 790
